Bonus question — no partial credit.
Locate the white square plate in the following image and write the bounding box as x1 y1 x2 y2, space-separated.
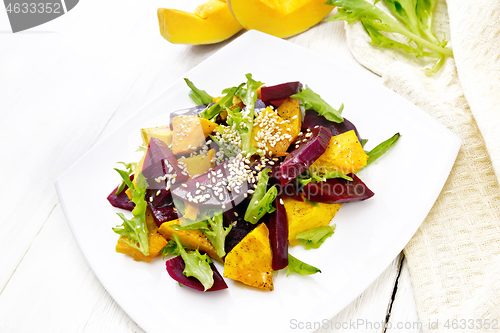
56 30 460 333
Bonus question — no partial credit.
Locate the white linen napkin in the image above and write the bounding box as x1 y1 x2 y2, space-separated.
342 0 500 331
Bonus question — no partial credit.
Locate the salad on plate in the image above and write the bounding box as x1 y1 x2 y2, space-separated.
106 74 399 292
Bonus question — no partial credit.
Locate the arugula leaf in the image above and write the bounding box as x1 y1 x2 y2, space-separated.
244 168 277 224
200 83 244 120
232 73 263 155
172 234 214 291
291 86 344 123
112 170 149 256
325 0 452 75
184 78 213 105
136 146 147 153
363 133 400 169
296 225 336 250
361 139 369 147
286 254 321 277
298 170 353 187
114 161 137 195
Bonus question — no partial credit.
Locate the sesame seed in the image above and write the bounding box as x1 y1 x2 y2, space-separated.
182 184 188 188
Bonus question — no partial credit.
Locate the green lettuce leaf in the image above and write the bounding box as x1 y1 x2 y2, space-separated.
184 78 213 105
286 254 322 277
291 86 344 123
172 234 214 291
296 225 336 249
160 240 185 259
244 168 277 224
112 170 149 256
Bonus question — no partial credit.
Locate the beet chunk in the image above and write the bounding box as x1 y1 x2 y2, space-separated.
166 256 227 292
267 197 288 270
280 126 332 187
107 174 135 211
302 110 362 142
146 188 179 227
261 82 302 107
302 173 374 204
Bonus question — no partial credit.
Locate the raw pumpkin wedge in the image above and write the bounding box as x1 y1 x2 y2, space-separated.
223 223 273 291
158 0 243 45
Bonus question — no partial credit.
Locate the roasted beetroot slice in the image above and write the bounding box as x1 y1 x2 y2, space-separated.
302 110 361 142
224 217 258 254
269 99 286 108
267 197 288 270
279 126 332 187
146 189 179 226
142 137 189 190
261 82 302 106
107 174 135 211
172 158 250 210
166 256 228 292
302 173 374 204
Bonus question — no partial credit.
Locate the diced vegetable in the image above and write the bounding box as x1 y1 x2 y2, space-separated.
311 130 368 175
282 196 341 246
280 126 332 187
223 223 274 290
107 174 135 211
171 234 214 291
302 110 361 141
261 81 302 107
166 256 228 291
172 157 250 210
172 115 217 155
116 208 168 262
302 173 374 204
178 151 212 178
141 126 172 147
142 137 189 190
146 188 179 226
268 197 288 270
158 219 222 262
277 97 302 141
250 107 295 157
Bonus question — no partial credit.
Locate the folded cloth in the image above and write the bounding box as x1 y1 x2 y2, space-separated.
343 0 500 331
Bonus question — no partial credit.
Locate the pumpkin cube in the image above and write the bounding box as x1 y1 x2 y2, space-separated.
158 219 221 262
223 223 273 290
277 98 302 141
172 115 217 155
141 126 173 147
251 107 294 157
115 208 168 262
311 130 368 175
282 196 341 246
